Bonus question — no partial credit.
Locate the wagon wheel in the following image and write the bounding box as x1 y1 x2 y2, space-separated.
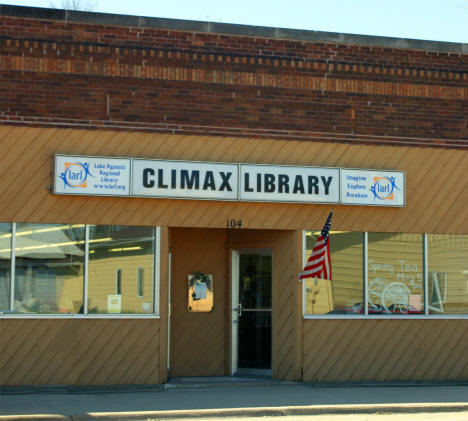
381 282 411 314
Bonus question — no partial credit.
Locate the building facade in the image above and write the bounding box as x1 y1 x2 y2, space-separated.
0 5 467 386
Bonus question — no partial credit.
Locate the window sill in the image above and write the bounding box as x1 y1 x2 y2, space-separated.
303 314 468 320
0 314 161 319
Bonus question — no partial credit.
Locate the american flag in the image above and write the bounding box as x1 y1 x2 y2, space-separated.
300 211 333 281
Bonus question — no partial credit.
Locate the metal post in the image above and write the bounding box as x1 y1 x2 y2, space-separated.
155 226 161 316
364 232 369 316
84 224 89 315
423 233 429 316
167 251 172 371
9 223 16 311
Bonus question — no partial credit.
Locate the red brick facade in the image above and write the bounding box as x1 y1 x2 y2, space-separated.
1 7 467 148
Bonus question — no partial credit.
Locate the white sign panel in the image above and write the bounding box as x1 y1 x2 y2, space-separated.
341 169 405 206
240 165 340 203
54 155 405 207
54 155 131 196
107 295 122 313
132 159 238 200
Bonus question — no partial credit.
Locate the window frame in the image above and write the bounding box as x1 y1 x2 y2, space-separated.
302 231 468 320
0 223 161 319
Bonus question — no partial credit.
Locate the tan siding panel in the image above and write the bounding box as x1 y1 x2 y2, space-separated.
0 126 465 234
169 228 227 377
0 319 161 385
274 232 297 380
302 320 468 382
404 150 466 232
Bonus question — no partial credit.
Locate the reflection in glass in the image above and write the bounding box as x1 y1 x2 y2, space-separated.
428 234 468 315
137 268 144 297
116 269 122 295
304 231 363 315
368 233 423 315
14 223 85 314
88 225 154 314
239 254 272 309
238 311 271 369
237 253 272 370
0 223 11 311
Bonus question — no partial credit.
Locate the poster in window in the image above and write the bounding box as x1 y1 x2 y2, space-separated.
188 272 213 312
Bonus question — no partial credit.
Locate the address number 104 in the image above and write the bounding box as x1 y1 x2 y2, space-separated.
226 219 243 228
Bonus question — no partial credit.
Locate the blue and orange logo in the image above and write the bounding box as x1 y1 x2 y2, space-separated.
370 176 399 201
59 162 93 188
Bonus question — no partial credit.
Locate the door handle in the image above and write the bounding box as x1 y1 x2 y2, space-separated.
233 303 242 317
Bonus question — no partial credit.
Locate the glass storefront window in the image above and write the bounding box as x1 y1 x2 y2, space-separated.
0 222 159 316
88 225 155 314
368 233 423 315
0 221 466 319
0 223 11 311
304 231 363 315
428 234 468 315
14 223 85 314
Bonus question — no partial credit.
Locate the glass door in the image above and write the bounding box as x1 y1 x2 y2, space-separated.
231 249 272 375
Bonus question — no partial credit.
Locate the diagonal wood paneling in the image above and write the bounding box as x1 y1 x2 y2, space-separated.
169 228 227 377
0 126 466 235
302 320 468 382
0 126 466 385
0 319 161 385
273 231 297 380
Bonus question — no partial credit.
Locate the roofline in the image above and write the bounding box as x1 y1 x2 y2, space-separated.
1 4 467 54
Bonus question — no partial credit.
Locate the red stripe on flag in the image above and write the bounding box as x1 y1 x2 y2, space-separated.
300 213 333 281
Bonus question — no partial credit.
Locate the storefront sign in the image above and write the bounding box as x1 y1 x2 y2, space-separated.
53 155 405 206
341 169 405 207
240 165 339 203
132 159 238 200
54 155 130 196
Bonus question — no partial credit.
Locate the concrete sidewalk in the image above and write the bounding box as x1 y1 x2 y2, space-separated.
1 379 468 421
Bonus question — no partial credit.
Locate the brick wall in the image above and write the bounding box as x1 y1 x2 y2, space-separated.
1 12 467 148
